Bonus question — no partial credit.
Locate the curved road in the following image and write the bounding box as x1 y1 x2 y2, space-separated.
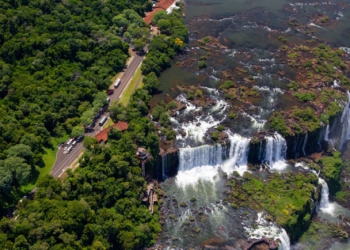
51 54 144 178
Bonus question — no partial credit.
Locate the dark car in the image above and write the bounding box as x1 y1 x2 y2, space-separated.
77 135 84 142
107 89 114 95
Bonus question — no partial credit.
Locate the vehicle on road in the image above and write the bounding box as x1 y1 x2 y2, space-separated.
72 141 77 147
114 78 121 88
107 97 110 103
66 146 72 154
77 135 84 142
85 124 93 132
99 116 107 126
66 138 73 146
107 89 114 95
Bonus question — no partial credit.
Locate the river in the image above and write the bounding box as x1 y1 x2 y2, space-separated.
153 0 350 249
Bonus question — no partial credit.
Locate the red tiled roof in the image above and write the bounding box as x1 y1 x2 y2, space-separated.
95 122 128 142
143 0 176 25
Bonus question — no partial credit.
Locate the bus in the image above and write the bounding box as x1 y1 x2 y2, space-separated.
114 78 121 88
66 138 73 146
99 116 107 126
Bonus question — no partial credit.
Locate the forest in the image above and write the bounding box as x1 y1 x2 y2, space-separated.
0 0 150 214
0 0 188 249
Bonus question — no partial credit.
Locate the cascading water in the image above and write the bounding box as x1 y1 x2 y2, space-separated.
339 92 350 150
324 124 330 141
162 154 168 180
176 133 250 186
264 132 288 170
318 177 335 214
302 132 308 156
244 213 290 250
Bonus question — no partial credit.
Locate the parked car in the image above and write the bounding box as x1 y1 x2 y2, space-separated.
77 135 84 142
107 89 114 95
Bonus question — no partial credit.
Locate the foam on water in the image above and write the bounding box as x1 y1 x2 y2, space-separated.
244 213 290 250
339 91 350 150
264 132 288 170
319 177 335 214
176 133 250 186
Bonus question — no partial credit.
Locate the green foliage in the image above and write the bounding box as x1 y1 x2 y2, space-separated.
292 107 320 132
71 126 84 138
300 221 348 250
227 172 319 242
321 151 343 195
143 72 161 94
270 112 292 136
228 112 236 119
294 92 317 102
287 81 298 91
142 10 188 76
217 125 225 132
196 89 203 97
200 36 210 45
220 80 235 89
152 10 168 25
211 131 219 141
0 0 154 210
198 60 207 69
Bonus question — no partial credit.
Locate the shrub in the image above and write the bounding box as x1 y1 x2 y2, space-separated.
211 131 219 141
294 92 317 102
220 80 235 89
217 125 225 132
321 151 343 195
198 60 207 69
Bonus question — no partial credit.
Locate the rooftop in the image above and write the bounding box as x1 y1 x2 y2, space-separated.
143 0 176 25
95 122 128 142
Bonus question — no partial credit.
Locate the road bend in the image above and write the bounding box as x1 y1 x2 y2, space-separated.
50 54 144 178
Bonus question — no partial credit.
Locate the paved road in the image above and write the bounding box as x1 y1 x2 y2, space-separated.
51 53 144 178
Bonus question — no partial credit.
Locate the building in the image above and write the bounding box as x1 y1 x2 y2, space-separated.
95 122 128 143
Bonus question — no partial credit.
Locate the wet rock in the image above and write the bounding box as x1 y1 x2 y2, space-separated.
203 245 218 249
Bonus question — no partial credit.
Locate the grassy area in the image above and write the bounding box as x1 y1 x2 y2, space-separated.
103 117 114 129
119 65 143 106
22 134 69 192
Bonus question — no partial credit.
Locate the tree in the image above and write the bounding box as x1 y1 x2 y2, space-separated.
71 126 84 138
6 144 33 161
157 19 171 34
83 136 98 149
152 11 167 25
143 72 160 94
93 92 107 109
132 38 146 52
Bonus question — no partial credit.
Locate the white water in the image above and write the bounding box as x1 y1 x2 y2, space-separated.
264 132 288 170
339 92 350 150
244 213 290 250
162 154 168 180
324 124 330 141
318 177 335 214
302 132 308 156
176 133 250 186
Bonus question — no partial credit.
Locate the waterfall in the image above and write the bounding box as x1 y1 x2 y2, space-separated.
339 92 350 150
318 177 334 214
302 132 308 156
244 213 290 250
278 229 291 250
324 124 329 141
264 132 288 170
162 154 168 180
178 144 223 171
176 133 250 186
222 133 250 175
